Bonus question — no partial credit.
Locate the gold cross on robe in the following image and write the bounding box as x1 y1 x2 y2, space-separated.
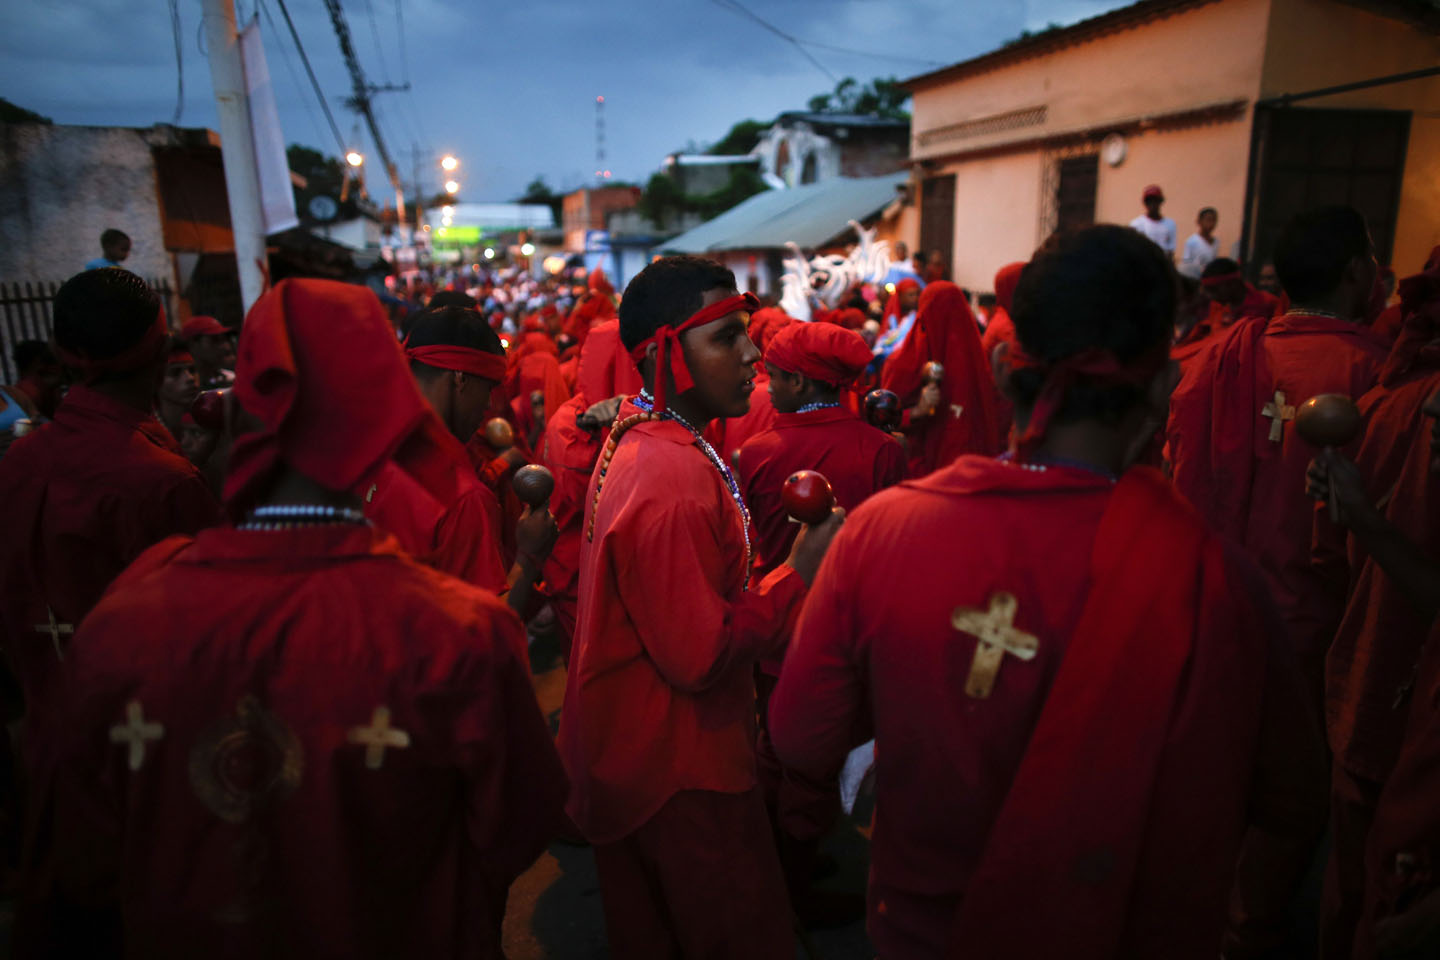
1261 389 1295 443
34 607 74 659
952 592 1039 699
950 403 965 419
348 705 411 769
109 700 164 771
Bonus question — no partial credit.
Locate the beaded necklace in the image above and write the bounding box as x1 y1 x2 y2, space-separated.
587 392 752 584
1283 307 1345 322
237 503 371 531
794 400 842 414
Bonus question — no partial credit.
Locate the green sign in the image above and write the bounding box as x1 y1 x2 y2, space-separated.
433 225 481 245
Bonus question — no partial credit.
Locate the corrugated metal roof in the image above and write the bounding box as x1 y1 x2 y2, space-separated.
661 173 907 254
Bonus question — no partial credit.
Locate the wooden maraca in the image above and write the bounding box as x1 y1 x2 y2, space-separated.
782 470 835 525
484 417 515 450
511 463 555 509
189 388 229 432
864 388 902 430
1295 393 1362 523
921 361 945 386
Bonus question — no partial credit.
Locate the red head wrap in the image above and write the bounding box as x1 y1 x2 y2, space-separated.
895 278 920 295
748 306 794 354
575 319 643 405
224 279 465 518
765 321 872 386
589 267 615 298
629 291 759 413
402 338 507 382
1009 340 1169 457
994 262 1026 313
53 307 168 385
1201 270 1243 286
179 315 227 340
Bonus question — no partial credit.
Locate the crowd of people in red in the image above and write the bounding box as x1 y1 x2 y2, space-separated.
0 202 1438 959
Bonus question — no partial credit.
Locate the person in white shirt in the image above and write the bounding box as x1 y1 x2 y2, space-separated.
1128 185 1177 260
1179 207 1220 279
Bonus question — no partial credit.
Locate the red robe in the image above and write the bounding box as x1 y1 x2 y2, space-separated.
0 385 219 708
1166 311 1388 682
1359 620 1440 959
23 524 565 958
557 400 803 955
881 282 1000 477
769 456 1325 959
710 372 778 468
1172 287 1279 371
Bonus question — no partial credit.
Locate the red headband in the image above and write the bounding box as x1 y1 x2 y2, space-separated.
1201 270 1242 286
629 291 759 413
1010 341 1168 457
53 309 168 384
403 340 508 382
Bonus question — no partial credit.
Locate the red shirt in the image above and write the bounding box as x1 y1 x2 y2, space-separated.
0 385 218 706
711 371 778 467
737 404 904 583
558 400 806 843
770 456 1324 959
539 394 605 654
28 524 564 959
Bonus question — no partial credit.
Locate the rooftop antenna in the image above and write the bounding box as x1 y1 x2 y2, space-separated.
595 95 610 183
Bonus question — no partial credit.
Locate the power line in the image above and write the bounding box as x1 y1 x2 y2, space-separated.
799 39 944 67
707 0 836 83
257 0 329 149
394 0 409 86
272 0 349 154
167 0 184 124
358 0 392 84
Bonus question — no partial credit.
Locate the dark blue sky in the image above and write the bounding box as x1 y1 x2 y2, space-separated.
0 0 1119 200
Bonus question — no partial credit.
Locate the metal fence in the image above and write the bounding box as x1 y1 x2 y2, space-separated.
0 278 176 383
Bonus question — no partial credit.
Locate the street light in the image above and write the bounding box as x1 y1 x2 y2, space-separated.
444 180 460 195
440 155 459 171
484 247 495 259
441 205 454 217
345 151 364 167
520 242 536 257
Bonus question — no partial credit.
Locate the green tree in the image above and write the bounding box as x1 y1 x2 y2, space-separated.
0 97 52 124
517 176 563 224
287 144 345 211
708 119 767 156
805 76 910 120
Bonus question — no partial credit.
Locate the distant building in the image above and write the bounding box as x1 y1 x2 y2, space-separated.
752 112 911 187
562 186 642 253
900 0 1440 292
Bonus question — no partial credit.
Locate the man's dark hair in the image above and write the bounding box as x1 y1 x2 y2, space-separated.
100 228 129 249
52 269 160 361
405 306 503 381
1202 257 1241 279
13 339 55 375
1198 207 1218 220
1273 205 1370 303
1010 224 1175 424
619 255 737 352
427 290 477 310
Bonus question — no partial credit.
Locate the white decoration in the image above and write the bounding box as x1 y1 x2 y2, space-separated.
777 219 893 322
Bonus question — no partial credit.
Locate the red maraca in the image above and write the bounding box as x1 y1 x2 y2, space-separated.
189 388 229 432
1295 393 1361 523
921 361 945 386
484 417 515 450
782 470 835 525
512 463 555 509
864 389 901 430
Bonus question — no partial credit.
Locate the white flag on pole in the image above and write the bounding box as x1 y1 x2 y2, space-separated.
239 17 298 235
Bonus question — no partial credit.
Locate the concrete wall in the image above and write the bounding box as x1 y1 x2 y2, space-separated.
1260 0 1440 274
0 123 171 283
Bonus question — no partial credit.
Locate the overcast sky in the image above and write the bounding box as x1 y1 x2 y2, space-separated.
1 0 1121 201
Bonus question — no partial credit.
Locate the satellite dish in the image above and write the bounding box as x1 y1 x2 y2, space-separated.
1102 133 1127 168
308 194 340 222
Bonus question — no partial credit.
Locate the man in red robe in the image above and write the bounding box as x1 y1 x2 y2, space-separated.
558 256 843 958
980 261 1025 443
0 269 218 717
1309 250 1440 957
880 281 1001 476
736 319 904 915
769 225 1326 959
367 304 556 613
539 319 642 659
707 306 792 467
1171 257 1280 370
20 278 567 958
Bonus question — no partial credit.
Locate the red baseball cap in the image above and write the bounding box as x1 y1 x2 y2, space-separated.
179 315 228 339
1142 184 1165 201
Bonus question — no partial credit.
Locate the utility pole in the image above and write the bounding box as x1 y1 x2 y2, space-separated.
201 0 267 313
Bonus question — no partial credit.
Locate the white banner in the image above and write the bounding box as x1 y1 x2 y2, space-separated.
239 17 298 235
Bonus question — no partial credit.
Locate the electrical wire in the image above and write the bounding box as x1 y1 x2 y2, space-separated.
394 0 409 86
167 0 185 123
708 0 944 73
707 0 835 82
358 0 392 85
257 0 329 150
272 0 350 154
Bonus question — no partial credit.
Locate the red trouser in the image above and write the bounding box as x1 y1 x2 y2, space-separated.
1320 765 1384 960
592 788 793 959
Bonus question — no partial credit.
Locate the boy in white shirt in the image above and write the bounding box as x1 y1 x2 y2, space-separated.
1128 184 1176 260
1179 207 1220 279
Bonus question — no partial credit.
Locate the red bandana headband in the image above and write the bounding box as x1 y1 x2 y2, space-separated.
53 309 168 384
1201 270 1242 286
629 291 759 413
1010 340 1168 456
402 339 508 382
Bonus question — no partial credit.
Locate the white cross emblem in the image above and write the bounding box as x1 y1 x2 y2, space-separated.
952 592 1040 699
950 403 965 419
34 607 74 659
348 706 411 769
1261 390 1295 443
109 700 164 771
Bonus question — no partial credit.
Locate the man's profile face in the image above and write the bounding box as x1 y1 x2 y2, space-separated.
678 287 760 420
191 333 236 370
899 288 920 314
1257 263 1281 294
1206 277 1246 309
451 375 496 444
765 361 803 414
159 361 199 407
